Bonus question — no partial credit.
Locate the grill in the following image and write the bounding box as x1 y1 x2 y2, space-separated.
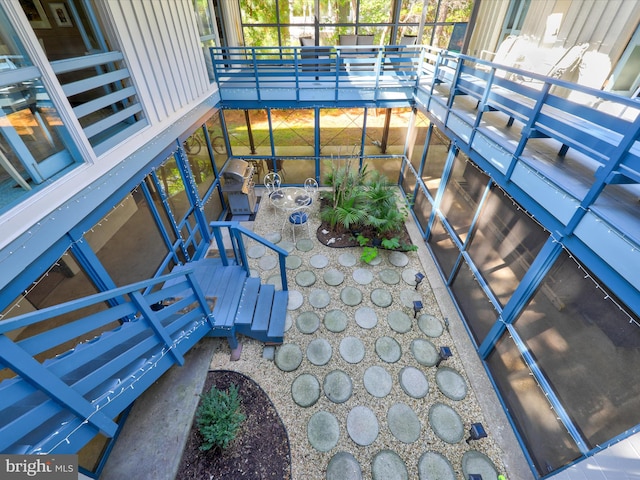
221 159 257 215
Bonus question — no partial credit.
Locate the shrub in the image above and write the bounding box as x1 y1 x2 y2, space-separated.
196 384 246 452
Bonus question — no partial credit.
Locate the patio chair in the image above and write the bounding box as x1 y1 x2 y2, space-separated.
264 172 282 212
284 204 311 242
303 177 318 204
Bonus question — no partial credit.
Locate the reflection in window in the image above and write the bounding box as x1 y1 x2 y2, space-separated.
271 108 314 156
407 110 429 172
320 108 363 156
224 109 269 156
156 154 191 221
428 215 459 280
423 126 449 196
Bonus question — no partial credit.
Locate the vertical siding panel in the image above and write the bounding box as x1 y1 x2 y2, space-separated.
164 1 198 103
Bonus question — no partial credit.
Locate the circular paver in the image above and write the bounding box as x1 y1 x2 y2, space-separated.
462 451 499 479
410 339 439 367
279 240 295 253
371 288 393 307
295 270 317 287
338 252 357 267
296 311 321 334
352 268 374 285
429 403 464 444
324 269 345 286
355 307 378 329
264 232 281 244
379 269 401 285
418 314 444 337
367 254 383 266
363 366 393 398
307 338 332 366
275 343 303 372
310 254 329 268
401 268 424 287
436 367 468 401
388 251 409 267
399 366 429 399
259 255 278 270
387 310 412 333
324 309 348 333
371 450 408 480
339 337 366 364
266 274 283 289
308 411 340 452
291 373 321 407
399 289 422 308
341 286 363 306
297 238 314 252
284 313 293 332
387 403 421 443
327 451 362 480
324 370 353 403
375 336 402 363
286 255 302 269
309 289 331 308
247 244 266 258
347 406 379 446
288 290 304 310
418 452 456 480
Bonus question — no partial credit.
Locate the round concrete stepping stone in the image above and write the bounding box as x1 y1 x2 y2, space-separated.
295 270 317 287
375 336 402 363
309 288 331 308
310 253 329 268
264 232 281 244
307 338 332 366
324 268 345 286
297 238 314 252
284 312 293 332
401 267 424 286
247 244 266 258
399 366 429 399
296 311 320 334
339 336 365 364
291 373 321 407
436 367 468 401
418 452 456 480
327 452 362 480
371 288 392 307
388 403 421 444
286 255 302 269
324 370 353 403
399 289 422 308
279 240 296 253
266 274 283 289
347 406 379 446
379 269 401 285
417 314 444 337
387 310 412 333
372 450 408 480
275 344 303 372
388 251 409 267
250 268 260 278
308 411 340 452
355 306 377 329
341 286 363 306
338 252 357 267
324 309 348 333
411 339 439 367
462 451 499 479
259 255 278 270
288 290 304 310
364 366 393 398
352 268 374 285
368 254 383 266
429 403 464 444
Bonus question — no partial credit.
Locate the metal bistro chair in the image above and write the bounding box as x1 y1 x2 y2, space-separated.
284 203 311 242
264 172 282 212
303 177 319 204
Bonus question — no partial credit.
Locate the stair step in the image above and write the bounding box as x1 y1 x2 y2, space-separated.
266 290 288 344
234 277 261 327
250 285 275 333
219 269 249 328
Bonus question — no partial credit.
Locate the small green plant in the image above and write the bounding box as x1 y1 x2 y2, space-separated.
361 246 378 263
381 237 400 250
356 234 370 247
196 384 245 452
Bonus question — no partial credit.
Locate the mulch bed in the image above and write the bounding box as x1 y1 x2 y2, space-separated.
176 370 291 480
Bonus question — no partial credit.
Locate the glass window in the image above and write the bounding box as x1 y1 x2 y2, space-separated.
359 0 392 25
487 333 581 476
515 251 640 449
467 187 547 306
271 108 315 157
224 109 270 157
423 126 449 196
321 108 363 156
428 215 459 280
407 110 429 173
156 154 192 222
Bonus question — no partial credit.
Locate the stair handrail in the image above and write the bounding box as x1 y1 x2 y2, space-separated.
209 221 290 291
